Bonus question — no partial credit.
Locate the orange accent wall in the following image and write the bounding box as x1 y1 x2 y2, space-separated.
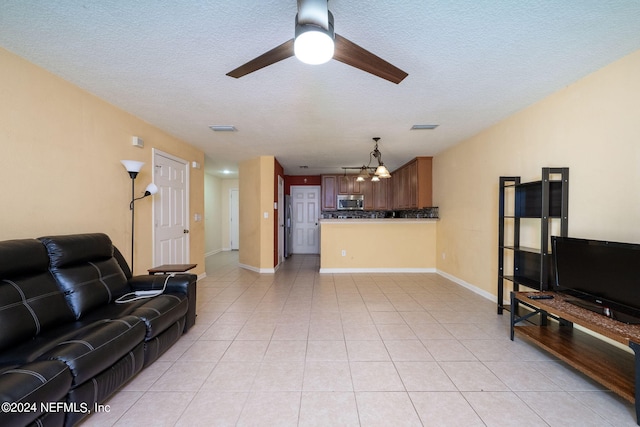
284 175 321 195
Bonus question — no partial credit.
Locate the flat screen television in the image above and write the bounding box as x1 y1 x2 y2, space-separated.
552 236 640 324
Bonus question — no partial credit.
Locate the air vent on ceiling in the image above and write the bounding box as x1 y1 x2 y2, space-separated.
209 125 237 132
411 124 439 130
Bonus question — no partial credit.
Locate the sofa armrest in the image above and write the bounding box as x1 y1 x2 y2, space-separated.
128 274 195 294
127 274 197 332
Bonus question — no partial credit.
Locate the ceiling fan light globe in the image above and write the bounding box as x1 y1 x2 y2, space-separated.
294 30 334 64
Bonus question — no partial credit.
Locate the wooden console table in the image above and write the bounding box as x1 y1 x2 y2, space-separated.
148 263 197 275
510 291 640 425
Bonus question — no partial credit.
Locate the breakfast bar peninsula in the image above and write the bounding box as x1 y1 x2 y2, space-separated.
319 218 437 273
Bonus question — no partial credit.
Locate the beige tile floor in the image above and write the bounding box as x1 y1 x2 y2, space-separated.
81 252 637 426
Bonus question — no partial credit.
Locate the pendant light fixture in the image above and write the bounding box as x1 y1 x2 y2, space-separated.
341 137 392 181
370 137 391 179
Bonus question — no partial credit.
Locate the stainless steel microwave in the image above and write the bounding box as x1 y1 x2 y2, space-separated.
337 194 364 210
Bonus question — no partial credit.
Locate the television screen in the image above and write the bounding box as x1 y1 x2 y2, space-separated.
552 236 640 323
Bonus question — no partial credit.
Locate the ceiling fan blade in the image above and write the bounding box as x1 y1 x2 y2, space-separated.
226 39 295 78
333 34 408 84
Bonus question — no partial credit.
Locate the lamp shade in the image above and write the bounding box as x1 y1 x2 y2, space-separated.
375 165 391 178
121 160 145 173
145 183 158 196
356 166 370 182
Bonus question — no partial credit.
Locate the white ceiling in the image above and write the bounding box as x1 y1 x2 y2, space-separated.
2 1 640 177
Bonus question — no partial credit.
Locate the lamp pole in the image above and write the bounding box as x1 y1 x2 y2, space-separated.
129 173 136 272
121 160 158 274
121 160 144 274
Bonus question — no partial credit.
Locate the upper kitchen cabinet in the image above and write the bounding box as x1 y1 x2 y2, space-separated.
362 178 391 210
338 175 363 194
321 175 337 210
392 157 433 209
322 174 390 211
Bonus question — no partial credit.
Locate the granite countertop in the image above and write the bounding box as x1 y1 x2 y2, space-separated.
319 218 438 223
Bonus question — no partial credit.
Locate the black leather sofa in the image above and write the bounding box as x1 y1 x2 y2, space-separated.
0 233 197 427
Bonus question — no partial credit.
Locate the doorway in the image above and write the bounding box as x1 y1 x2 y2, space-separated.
229 188 239 250
290 185 321 254
153 149 189 265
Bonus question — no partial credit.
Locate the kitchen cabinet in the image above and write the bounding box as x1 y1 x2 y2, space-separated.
321 175 337 210
392 157 432 209
373 179 391 210
338 175 362 194
322 174 389 211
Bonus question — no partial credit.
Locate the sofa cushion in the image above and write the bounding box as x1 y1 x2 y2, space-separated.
39 234 130 319
0 360 72 427
143 318 185 366
131 294 188 340
39 233 113 268
0 239 75 351
56 290 189 342
0 239 49 276
65 343 144 427
39 315 146 386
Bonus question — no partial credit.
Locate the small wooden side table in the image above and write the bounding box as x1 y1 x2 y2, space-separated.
148 263 197 275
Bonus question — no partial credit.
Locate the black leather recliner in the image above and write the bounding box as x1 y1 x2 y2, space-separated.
0 233 197 427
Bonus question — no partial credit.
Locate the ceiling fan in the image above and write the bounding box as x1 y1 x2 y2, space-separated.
226 0 408 84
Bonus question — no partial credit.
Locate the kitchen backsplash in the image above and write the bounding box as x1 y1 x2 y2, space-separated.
321 207 439 219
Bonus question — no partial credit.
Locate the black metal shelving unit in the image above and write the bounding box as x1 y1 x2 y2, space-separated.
497 167 569 314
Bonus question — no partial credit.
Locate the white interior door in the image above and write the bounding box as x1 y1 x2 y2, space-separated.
153 150 189 265
291 186 320 254
230 188 239 250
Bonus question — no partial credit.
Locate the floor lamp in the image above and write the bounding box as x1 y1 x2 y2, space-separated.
121 160 158 273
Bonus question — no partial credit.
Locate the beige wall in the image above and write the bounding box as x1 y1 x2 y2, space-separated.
434 49 640 298
0 47 205 276
320 220 437 272
239 156 274 271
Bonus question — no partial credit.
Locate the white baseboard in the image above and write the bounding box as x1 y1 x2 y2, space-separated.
235 262 496 306
239 263 275 274
319 268 436 274
436 269 496 303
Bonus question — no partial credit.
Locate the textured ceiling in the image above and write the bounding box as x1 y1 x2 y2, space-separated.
2 1 640 177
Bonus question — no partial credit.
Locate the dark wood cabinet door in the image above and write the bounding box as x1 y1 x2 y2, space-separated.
321 175 337 210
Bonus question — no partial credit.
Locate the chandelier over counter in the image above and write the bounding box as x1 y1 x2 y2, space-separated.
351 137 391 182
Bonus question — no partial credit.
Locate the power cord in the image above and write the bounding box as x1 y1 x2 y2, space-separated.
115 273 176 304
